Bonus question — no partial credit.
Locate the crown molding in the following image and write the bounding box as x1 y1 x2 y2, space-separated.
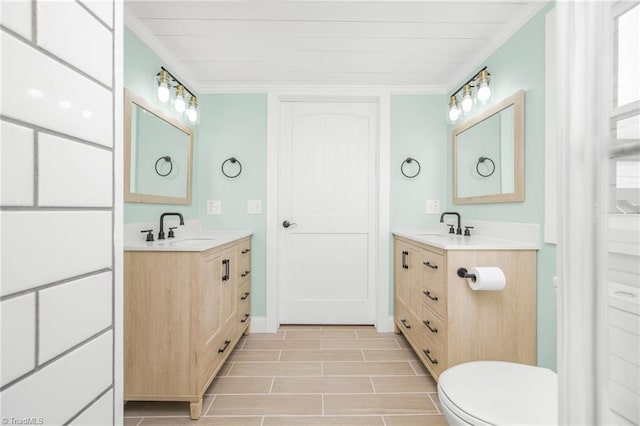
124 7 201 94
199 84 447 95
446 0 551 92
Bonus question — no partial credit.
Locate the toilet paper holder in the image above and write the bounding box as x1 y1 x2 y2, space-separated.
457 267 476 282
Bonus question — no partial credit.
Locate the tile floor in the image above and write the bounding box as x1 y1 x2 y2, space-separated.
124 325 448 425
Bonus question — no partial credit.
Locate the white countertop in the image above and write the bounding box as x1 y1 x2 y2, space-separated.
393 230 539 250
124 231 253 252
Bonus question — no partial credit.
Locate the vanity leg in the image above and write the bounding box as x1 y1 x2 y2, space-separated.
394 322 401 334
190 398 203 420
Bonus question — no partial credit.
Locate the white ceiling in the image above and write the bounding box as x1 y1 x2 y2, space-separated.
124 1 547 93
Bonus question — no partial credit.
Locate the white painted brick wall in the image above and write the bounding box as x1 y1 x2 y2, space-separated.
0 1 120 424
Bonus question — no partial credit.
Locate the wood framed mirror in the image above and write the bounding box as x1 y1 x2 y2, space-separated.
453 90 525 204
124 89 193 205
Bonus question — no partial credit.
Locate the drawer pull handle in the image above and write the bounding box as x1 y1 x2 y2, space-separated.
401 251 409 269
242 248 251 254
400 318 411 329
423 349 438 365
423 320 438 333
241 292 250 300
423 290 439 301
241 270 251 277
241 314 250 323
423 261 438 269
218 340 231 353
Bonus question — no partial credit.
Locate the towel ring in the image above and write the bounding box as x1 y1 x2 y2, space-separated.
155 156 173 177
221 157 242 179
401 157 421 178
476 156 495 177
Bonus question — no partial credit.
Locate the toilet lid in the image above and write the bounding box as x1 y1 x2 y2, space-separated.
438 361 557 426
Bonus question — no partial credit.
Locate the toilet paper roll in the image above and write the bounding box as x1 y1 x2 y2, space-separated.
467 267 506 291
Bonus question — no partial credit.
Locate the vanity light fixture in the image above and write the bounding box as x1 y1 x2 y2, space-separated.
447 66 492 124
155 67 198 124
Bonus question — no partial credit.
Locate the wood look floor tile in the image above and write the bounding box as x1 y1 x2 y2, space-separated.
279 349 364 362
246 330 286 340
395 337 411 348
216 362 233 377
227 350 280 362
271 377 374 394
284 330 357 340
371 376 437 393
323 394 437 415
123 418 142 426
429 392 442 412
228 361 322 376
139 417 263 425
243 339 321 350
208 395 322 416
410 361 430 376
355 330 398 339
363 349 420 362
383 415 449 426
320 325 376 330
206 376 273 394
322 361 416 376
262 415 385 425
321 338 399 349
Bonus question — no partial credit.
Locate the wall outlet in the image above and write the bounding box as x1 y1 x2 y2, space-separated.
425 199 441 214
207 200 221 215
247 200 262 214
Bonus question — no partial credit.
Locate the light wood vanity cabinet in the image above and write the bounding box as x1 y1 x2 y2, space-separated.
394 235 536 380
124 236 251 419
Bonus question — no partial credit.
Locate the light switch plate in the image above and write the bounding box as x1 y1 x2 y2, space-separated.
247 200 262 214
425 200 441 214
207 200 221 215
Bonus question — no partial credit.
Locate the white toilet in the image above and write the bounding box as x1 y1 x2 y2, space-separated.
437 361 558 425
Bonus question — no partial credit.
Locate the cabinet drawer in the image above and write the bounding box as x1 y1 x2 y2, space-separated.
238 240 252 283
395 302 417 339
420 303 445 355
238 281 251 327
422 279 446 320
421 249 444 284
413 330 446 380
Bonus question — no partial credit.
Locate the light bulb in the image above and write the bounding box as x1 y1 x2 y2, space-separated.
157 82 170 103
174 85 186 113
461 84 473 113
477 82 491 102
475 70 491 103
186 96 198 123
448 96 460 122
156 69 171 103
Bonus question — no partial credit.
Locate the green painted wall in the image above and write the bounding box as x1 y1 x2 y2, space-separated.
197 95 268 316
123 27 199 222
446 4 557 370
389 95 448 312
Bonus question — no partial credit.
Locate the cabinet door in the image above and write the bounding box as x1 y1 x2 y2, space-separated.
221 246 238 332
394 240 421 319
201 252 224 382
394 240 409 307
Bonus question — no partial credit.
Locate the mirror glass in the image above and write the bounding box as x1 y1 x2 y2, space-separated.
453 90 524 204
124 89 193 204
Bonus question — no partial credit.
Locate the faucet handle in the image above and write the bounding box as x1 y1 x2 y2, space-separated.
447 224 455 234
168 227 178 238
140 229 154 242
464 226 474 236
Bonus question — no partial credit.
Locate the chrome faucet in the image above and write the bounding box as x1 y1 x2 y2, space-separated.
158 212 184 240
440 212 462 235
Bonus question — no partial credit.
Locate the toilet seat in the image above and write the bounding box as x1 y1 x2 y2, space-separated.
437 361 558 426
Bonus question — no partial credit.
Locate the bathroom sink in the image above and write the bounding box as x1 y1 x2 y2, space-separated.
168 238 216 248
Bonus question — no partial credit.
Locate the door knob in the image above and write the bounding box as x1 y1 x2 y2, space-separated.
282 220 297 228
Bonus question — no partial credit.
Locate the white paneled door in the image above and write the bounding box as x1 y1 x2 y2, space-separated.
278 99 378 324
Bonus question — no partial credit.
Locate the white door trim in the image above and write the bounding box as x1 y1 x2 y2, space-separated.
265 89 392 333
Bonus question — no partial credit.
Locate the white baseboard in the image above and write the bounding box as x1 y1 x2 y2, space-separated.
249 316 268 333
376 316 396 333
